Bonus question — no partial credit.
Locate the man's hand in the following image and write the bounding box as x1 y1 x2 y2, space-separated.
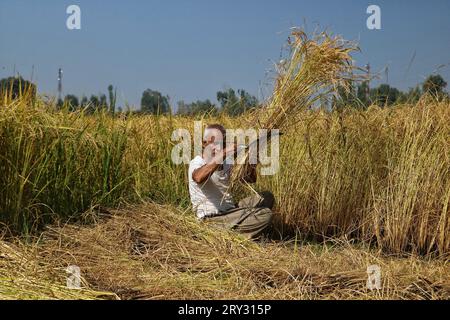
192 144 237 184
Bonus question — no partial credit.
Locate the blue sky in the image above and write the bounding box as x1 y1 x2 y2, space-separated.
0 0 449 108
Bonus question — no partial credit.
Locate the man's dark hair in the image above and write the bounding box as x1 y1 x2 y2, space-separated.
206 124 226 137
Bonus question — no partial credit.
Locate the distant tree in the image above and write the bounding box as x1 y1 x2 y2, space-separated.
89 95 100 108
99 94 108 110
83 95 97 114
217 88 258 116
423 74 447 98
237 89 258 112
332 74 448 108
189 99 217 115
108 84 116 115
217 88 237 113
334 81 358 109
177 100 189 115
397 86 422 104
370 84 401 106
0 76 36 100
334 82 404 108
356 81 370 107
177 99 217 115
83 95 107 114
141 89 170 114
408 86 422 102
64 94 79 111
80 96 88 108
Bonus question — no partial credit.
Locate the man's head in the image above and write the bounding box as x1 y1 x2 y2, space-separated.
202 124 226 160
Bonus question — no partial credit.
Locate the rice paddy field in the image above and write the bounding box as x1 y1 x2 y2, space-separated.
0 93 448 300
0 31 449 300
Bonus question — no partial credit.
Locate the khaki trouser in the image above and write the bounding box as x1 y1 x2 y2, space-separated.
204 191 275 239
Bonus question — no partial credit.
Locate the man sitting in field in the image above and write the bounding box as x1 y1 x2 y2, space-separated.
188 124 274 239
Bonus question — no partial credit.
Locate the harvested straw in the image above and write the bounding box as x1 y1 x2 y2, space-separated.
4 202 449 300
231 28 357 185
261 28 356 130
0 240 117 300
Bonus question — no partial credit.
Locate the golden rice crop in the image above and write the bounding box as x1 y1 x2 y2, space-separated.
231 28 358 186
1 93 449 256
258 98 449 256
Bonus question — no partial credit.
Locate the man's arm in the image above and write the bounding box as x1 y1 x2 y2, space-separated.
192 161 221 184
192 145 237 184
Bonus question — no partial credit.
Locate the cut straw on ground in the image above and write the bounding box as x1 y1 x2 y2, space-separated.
2 202 448 300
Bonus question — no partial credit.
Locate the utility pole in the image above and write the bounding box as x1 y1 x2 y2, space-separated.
58 68 63 102
365 63 371 102
385 66 389 84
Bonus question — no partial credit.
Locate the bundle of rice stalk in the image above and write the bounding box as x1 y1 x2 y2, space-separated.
231 28 358 186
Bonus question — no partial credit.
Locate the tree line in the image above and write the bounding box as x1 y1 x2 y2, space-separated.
0 77 260 116
59 87 260 116
335 74 448 109
1 73 447 115
60 84 117 114
140 87 259 116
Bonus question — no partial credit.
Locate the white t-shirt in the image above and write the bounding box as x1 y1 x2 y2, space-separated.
188 156 236 219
